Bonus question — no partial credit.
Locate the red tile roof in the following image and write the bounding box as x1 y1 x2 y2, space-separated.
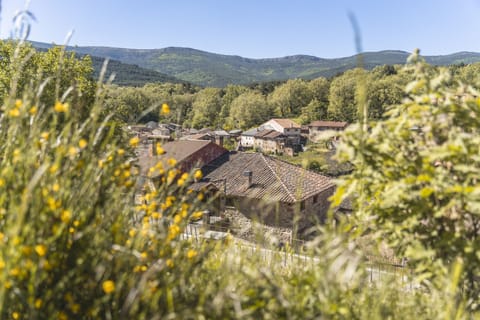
193 152 334 203
138 140 227 176
270 118 301 129
254 130 285 139
308 121 348 128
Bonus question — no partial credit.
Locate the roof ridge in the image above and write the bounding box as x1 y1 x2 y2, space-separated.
260 154 296 202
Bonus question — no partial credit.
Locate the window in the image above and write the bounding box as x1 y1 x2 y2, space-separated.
300 201 305 211
313 195 319 204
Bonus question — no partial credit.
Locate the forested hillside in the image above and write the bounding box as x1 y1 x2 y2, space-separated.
89 56 182 86
30 41 480 87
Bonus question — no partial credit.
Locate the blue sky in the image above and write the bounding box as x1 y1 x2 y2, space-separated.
1 0 480 58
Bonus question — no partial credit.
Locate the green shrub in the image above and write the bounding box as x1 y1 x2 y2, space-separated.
0 41 474 319
333 50 480 311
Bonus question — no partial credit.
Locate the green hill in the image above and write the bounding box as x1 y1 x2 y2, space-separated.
89 56 181 86
30 41 480 87
30 41 182 87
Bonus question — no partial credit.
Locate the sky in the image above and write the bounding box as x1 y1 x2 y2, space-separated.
1 0 480 59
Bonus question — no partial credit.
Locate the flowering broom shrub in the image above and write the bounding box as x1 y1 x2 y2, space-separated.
332 50 480 311
0 41 473 319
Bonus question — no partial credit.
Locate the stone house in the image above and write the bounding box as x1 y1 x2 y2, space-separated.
260 118 302 149
239 127 264 148
138 140 228 178
308 121 348 142
190 152 335 233
253 130 286 154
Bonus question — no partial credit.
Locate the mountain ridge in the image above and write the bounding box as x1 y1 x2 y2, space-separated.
29 41 480 87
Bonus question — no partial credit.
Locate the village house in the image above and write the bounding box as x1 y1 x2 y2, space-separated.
239 127 267 148
308 120 348 142
138 140 228 179
181 129 230 148
261 118 301 141
240 119 303 153
253 129 286 154
190 151 335 234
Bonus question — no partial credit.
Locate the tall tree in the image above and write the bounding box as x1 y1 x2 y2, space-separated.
328 68 362 122
228 91 273 129
190 87 222 128
269 79 312 117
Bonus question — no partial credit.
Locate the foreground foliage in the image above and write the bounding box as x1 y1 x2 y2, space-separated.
334 50 480 311
0 42 476 319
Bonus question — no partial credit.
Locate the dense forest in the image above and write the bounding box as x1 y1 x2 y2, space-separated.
102 61 480 130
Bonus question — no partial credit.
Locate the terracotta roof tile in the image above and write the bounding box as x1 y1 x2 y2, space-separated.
193 152 334 203
270 118 301 129
308 121 348 128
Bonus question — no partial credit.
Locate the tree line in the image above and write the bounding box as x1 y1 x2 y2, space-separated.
102 61 480 130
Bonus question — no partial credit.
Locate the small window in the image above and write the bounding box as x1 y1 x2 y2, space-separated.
313 195 319 204
226 197 234 207
300 201 305 211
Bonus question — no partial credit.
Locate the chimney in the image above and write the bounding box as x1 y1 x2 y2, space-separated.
243 170 253 188
215 135 224 147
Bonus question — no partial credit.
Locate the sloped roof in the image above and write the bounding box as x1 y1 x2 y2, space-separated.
270 118 301 129
192 152 334 203
308 121 348 128
181 133 211 140
138 140 226 176
242 127 261 136
161 140 212 161
254 130 285 140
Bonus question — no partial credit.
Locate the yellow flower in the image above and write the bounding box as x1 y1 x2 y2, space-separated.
187 249 197 259
15 99 22 108
191 211 203 220
71 303 80 314
54 101 69 113
58 311 68 320
29 106 37 115
174 214 182 224
102 280 115 294
128 228 136 237
12 312 20 320
61 210 72 223
40 132 50 140
117 148 125 155
166 259 174 268
156 143 165 155
194 169 203 180
129 136 140 147
34 298 43 309
168 224 181 240
8 108 20 117
35 244 47 257
79 139 88 149
161 103 170 114
9 268 20 276
49 164 59 174
52 183 60 192
167 158 177 167
68 146 77 157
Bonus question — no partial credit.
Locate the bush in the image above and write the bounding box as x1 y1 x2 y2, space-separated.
333 50 480 311
0 42 474 319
